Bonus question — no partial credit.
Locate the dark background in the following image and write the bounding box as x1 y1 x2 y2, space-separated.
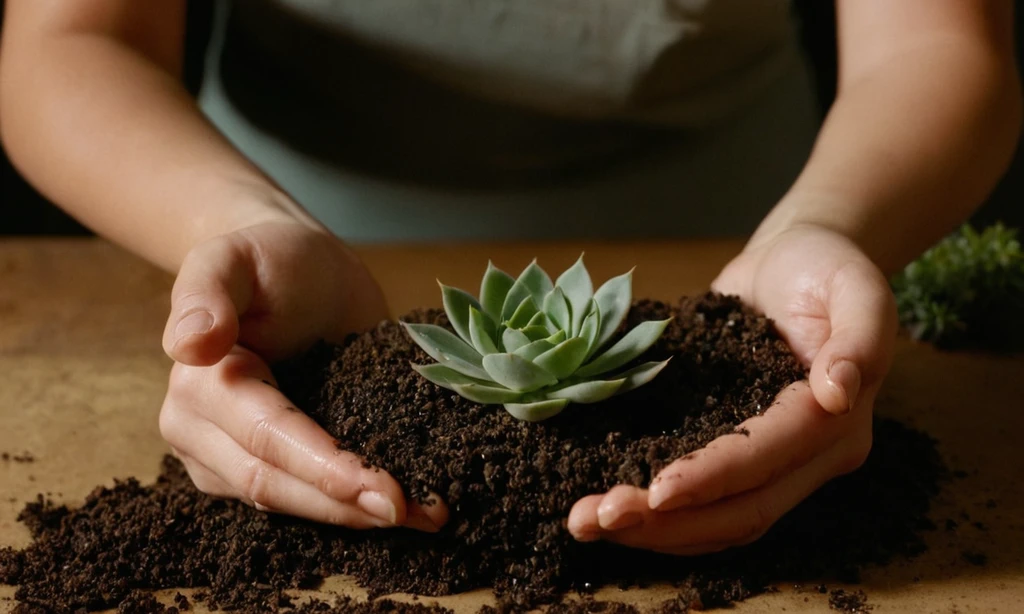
2 1 1020 236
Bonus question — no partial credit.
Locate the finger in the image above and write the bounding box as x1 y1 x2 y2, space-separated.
174 450 237 499
596 485 649 531
648 382 846 511
205 348 410 524
405 492 449 533
163 237 254 366
809 261 897 415
567 494 743 555
605 444 854 554
174 418 395 528
567 494 604 541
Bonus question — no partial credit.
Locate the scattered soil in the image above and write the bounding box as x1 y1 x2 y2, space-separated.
290 598 454 614
0 452 35 464
0 294 947 613
277 294 806 606
117 590 172 614
828 589 871 613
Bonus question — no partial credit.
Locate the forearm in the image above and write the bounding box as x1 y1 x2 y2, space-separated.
0 26 319 272
753 42 1022 275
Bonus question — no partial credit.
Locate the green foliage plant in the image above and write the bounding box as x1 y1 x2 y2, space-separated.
892 223 1024 348
402 256 672 421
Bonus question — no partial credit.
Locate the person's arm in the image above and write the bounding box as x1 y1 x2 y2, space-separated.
753 0 1021 276
0 0 318 272
0 1 444 531
567 0 1021 553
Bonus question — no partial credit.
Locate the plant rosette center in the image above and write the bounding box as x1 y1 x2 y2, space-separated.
402 256 672 421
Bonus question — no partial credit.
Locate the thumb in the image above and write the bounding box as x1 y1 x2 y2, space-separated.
163 238 254 366
809 261 897 415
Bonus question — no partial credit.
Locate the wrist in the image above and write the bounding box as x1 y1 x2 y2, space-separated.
173 182 326 272
748 190 896 272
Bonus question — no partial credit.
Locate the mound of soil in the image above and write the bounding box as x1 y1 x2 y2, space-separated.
0 294 946 613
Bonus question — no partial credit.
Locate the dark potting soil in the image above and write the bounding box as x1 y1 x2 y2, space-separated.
827 589 872 613
0 294 947 613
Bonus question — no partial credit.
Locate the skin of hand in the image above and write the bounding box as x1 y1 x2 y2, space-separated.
158 220 448 532
566 225 895 553
2 3 448 531
566 0 1020 554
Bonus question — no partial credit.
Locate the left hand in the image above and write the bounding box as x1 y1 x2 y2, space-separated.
566 224 897 554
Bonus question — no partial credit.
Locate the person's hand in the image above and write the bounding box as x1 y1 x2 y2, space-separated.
566 224 896 553
158 221 447 532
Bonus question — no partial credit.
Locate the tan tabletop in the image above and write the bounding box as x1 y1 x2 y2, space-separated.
1 238 1022 613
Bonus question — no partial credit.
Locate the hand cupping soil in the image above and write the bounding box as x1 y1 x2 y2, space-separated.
0 293 945 613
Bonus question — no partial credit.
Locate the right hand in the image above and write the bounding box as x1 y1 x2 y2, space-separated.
158 221 447 532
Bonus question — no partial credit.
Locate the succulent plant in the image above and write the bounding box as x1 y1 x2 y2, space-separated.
402 256 672 421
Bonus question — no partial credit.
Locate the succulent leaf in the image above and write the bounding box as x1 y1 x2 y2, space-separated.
518 260 555 305
512 338 559 361
501 328 531 353
504 398 570 422
480 262 515 323
545 330 567 345
468 306 499 355
482 353 559 393
533 337 590 380
451 383 523 404
579 307 602 356
556 255 594 335
615 359 672 393
506 296 540 329
542 287 571 332
411 363 491 389
403 323 483 367
575 318 672 378
593 268 633 350
519 325 553 341
440 283 483 345
436 354 492 381
547 378 625 403
526 311 556 334
501 260 554 322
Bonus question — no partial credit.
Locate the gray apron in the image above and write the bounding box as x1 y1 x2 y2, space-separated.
199 0 819 241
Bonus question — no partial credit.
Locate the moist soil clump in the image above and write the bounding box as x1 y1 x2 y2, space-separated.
0 294 947 612
278 294 806 603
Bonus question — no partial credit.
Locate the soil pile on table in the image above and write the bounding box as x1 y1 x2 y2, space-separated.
0 294 946 613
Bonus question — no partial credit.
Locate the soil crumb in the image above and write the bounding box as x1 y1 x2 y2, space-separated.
828 589 872 612
0 295 947 613
116 590 171 614
286 597 454 614
0 452 35 464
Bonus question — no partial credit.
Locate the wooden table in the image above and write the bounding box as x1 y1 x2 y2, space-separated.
1 238 1022 613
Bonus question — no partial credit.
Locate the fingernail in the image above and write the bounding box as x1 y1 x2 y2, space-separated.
597 500 644 531
175 311 214 341
599 510 643 531
357 490 398 525
827 359 861 413
574 530 602 543
651 492 692 512
404 511 440 533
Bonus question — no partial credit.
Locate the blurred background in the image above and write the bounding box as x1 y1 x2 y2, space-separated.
1 1 1020 236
